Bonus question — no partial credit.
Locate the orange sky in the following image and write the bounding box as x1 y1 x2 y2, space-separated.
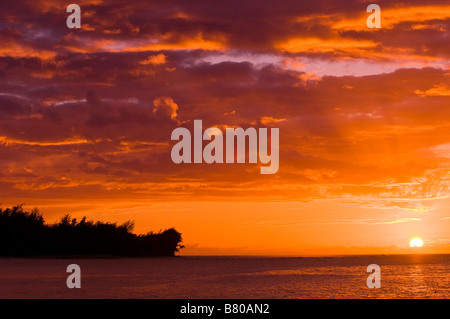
0 0 449 255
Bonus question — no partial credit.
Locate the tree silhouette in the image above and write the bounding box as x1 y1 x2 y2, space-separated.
0 205 184 257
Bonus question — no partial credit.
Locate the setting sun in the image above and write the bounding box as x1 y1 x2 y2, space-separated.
410 238 424 248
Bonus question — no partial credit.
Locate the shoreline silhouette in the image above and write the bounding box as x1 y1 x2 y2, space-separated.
0 205 184 257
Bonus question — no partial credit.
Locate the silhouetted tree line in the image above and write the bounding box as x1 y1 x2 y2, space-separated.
0 205 184 257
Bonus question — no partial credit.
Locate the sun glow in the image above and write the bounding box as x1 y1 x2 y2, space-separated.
410 238 424 248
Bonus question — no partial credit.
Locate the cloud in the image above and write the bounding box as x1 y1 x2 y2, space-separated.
153 96 179 120
426 143 450 159
415 85 450 97
239 217 423 227
260 117 286 125
139 53 167 65
0 0 448 64
0 0 448 206
0 136 91 146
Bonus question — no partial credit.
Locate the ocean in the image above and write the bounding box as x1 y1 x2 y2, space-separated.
0 254 448 298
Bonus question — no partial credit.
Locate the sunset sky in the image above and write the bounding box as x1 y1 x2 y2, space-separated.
1 0 449 255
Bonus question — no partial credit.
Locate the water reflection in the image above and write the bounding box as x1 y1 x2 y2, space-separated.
407 264 429 296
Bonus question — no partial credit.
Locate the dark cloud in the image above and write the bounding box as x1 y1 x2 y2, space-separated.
0 0 448 203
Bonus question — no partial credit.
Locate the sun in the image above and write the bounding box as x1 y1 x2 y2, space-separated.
410 237 424 248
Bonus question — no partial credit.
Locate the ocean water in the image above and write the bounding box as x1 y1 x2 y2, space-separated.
0 254 448 299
